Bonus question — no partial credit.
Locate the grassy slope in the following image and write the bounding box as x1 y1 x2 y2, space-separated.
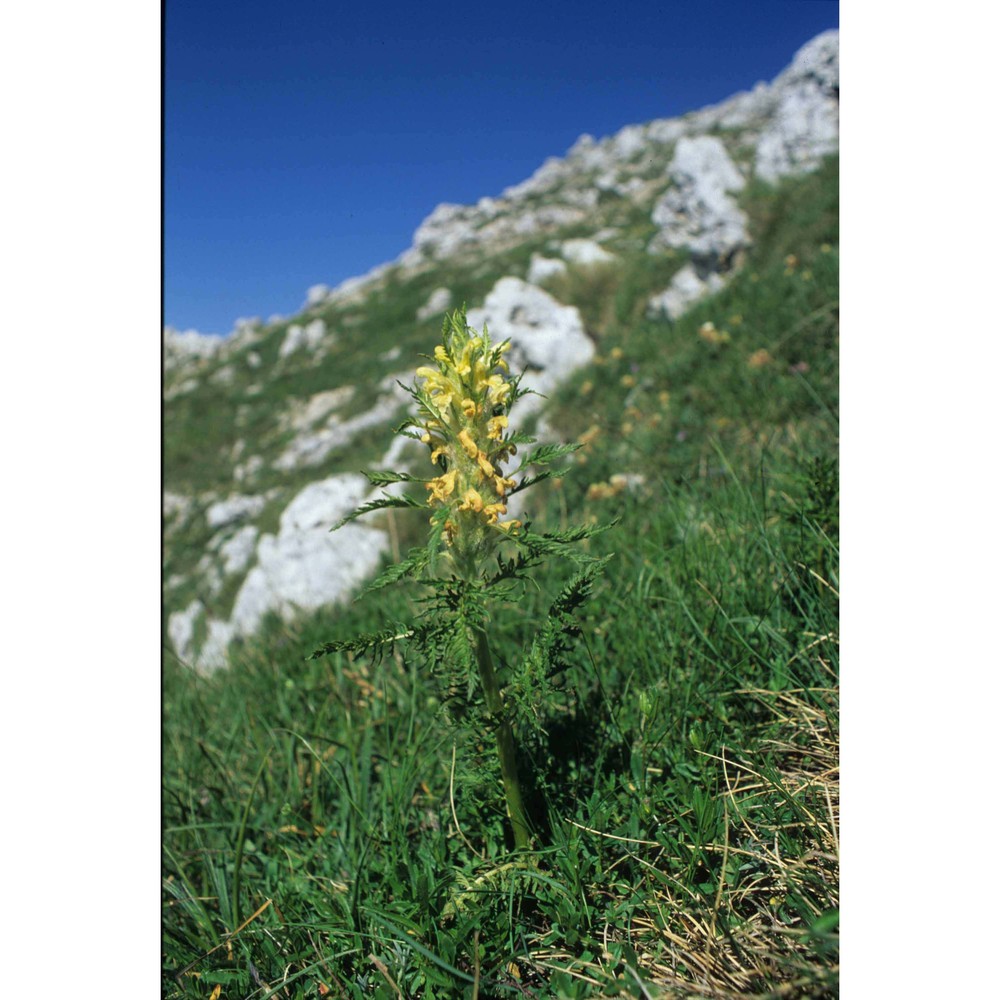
163 156 838 998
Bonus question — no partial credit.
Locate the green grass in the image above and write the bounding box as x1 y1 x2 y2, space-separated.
163 157 839 997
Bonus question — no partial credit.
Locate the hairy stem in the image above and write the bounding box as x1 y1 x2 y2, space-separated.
474 628 531 850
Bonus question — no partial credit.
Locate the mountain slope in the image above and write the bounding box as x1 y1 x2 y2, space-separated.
163 30 838 671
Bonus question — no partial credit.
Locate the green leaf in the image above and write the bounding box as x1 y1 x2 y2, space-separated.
507 466 571 496
517 442 581 470
308 623 418 661
356 548 428 597
362 469 426 487
331 492 429 531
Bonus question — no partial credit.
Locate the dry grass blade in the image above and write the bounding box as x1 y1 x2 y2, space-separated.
551 686 839 999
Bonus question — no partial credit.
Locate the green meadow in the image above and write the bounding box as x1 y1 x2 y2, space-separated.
164 156 839 998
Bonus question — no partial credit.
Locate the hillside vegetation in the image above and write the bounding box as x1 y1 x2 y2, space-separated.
164 150 839 998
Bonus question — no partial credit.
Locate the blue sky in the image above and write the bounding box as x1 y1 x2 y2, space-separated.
165 0 838 335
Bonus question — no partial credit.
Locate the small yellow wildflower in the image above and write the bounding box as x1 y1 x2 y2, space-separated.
459 488 484 513
458 428 478 459
486 415 508 440
427 469 458 502
698 322 730 346
482 374 511 405
609 346 624 360
476 452 495 478
482 502 507 524
415 313 524 551
620 374 636 388
747 349 773 369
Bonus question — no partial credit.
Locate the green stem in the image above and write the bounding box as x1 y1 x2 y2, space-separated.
474 628 531 850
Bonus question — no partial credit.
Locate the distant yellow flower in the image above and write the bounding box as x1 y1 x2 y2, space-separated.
620 374 636 388
747 349 773 369
698 322 730 346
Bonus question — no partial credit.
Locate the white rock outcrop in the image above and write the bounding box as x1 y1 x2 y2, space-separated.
206 493 267 530
527 254 568 284
466 278 594 421
273 375 410 471
647 264 726 321
560 238 616 266
168 600 205 667
279 318 327 359
306 284 330 306
226 475 390 651
416 286 453 322
755 30 839 183
164 326 224 370
649 136 748 263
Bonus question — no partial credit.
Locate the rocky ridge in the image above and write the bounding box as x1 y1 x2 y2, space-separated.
164 31 838 671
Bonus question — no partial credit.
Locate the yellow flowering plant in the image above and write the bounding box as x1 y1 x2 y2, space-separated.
310 309 614 851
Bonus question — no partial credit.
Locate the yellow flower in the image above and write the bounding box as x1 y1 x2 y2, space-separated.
427 469 458 502
747 349 773 369
482 502 507 524
458 488 484 513
487 375 512 405
411 312 525 561
477 452 495 479
458 428 478 459
487 415 508 440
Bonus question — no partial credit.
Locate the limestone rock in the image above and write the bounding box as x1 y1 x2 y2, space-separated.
279 318 327 359
755 30 839 182
416 286 453 322
560 239 616 266
527 254 568 284
218 524 259 576
206 493 267 530
306 284 330 306
228 474 389 639
164 326 223 370
647 263 726 320
467 277 594 421
167 599 204 666
273 375 410 471
649 136 748 265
